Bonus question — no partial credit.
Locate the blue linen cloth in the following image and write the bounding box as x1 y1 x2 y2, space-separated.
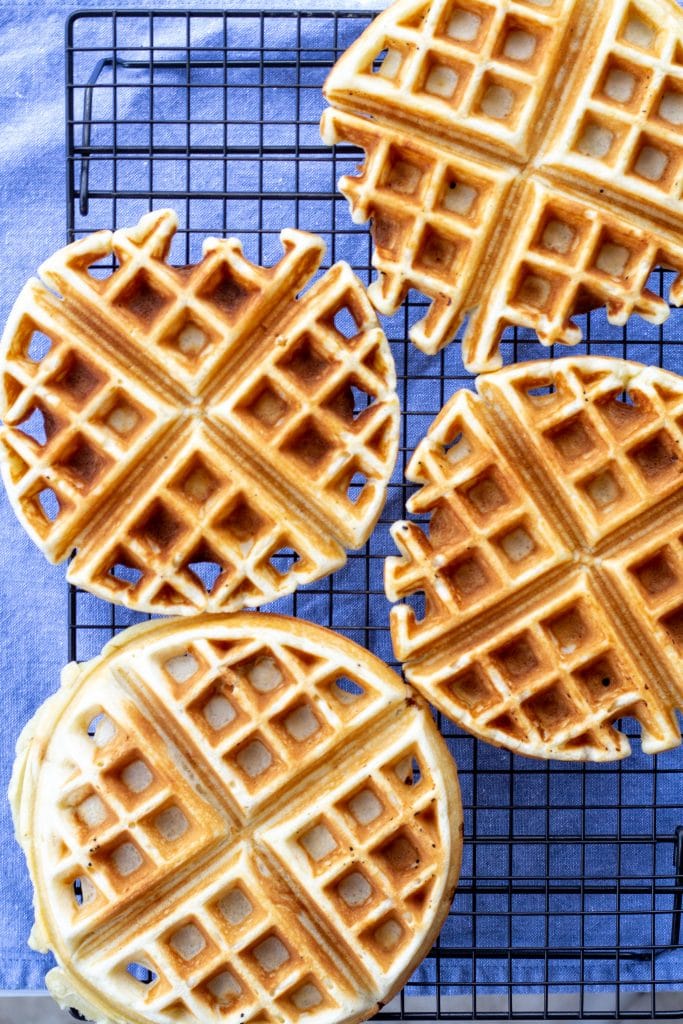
0 0 682 1005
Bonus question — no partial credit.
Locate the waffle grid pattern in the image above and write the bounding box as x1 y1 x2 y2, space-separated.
548 4 683 211
54 695 228 937
59 8 683 1018
321 0 683 370
102 848 353 1024
411 576 676 759
263 734 443 972
327 0 568 154
385 387 568 660
138 633 397 816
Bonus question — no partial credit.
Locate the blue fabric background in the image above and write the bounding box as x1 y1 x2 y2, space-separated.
1 0 682 1007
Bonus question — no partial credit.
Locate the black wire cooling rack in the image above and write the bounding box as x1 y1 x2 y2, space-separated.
65 8 683 1020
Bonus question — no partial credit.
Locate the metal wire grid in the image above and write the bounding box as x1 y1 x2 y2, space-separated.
64 9 683 1019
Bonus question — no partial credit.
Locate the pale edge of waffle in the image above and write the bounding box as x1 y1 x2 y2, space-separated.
386 357 683 761
321 0 683 371
9 614 462 1024
0 210 399 614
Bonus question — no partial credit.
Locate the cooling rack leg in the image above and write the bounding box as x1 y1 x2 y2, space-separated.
671 825 683 948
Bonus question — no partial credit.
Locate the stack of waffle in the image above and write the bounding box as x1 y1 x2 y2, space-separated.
11 616 461 1024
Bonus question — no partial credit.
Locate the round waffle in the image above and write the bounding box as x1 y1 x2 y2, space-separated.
321 0 683 371
10 614 462 1024
386 357 683 761
0 210 399 614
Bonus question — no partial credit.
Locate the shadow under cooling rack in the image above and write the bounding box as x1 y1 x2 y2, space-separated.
66 8 683 1020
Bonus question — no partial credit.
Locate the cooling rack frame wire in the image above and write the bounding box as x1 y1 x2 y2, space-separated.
64 7 683 1020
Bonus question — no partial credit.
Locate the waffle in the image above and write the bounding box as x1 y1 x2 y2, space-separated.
0 210 399 614
386 357 683 761
10 613 462 1024
321 0 683 371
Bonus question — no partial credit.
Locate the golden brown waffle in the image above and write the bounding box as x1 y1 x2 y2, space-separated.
321 0 683 371
0 210 399 614
386 357 683 760
10 614 462 1024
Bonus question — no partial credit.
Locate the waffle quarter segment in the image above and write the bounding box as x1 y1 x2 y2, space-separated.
544 0 683 223
386 386 571 660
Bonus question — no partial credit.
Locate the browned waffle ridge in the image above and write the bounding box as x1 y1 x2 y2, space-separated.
0 210 399 614
10 614 462 1024
321 0 683 371
386 357 683 760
